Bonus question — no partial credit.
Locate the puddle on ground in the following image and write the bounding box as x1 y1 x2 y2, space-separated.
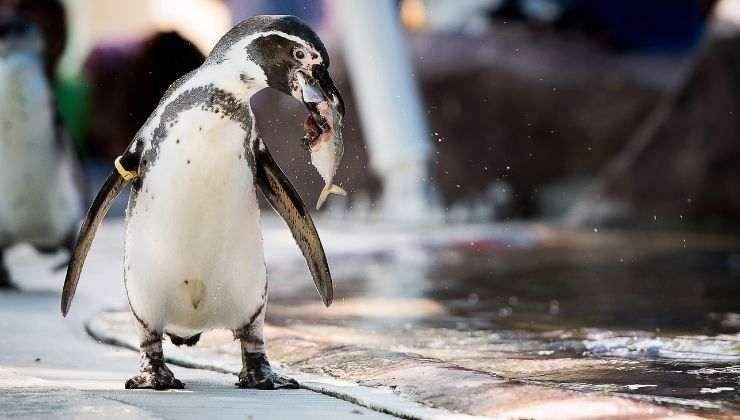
266 227 740 415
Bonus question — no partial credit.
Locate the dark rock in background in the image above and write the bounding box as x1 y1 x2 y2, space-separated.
411 24 686 217
568 33 740 230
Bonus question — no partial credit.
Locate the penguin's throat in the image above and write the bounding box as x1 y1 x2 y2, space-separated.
202 61 267 101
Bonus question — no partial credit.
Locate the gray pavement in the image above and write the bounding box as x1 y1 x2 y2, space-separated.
0 223 395 420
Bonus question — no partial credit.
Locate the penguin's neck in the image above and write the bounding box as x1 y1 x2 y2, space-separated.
200 59 268 103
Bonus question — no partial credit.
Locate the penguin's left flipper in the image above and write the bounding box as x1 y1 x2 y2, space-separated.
61 160 134 316
254 139 333 307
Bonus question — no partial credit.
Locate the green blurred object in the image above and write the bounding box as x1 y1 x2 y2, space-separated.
54 75 90 157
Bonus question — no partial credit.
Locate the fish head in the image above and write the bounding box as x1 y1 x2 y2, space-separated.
295 65 345 161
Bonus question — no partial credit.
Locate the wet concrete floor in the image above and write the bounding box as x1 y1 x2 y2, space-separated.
260 224 740 416
13 218 738 418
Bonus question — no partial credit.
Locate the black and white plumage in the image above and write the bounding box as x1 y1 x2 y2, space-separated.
61 15 344 390
0 16 83 289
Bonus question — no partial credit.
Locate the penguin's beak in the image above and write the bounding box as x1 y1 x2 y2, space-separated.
296 66 344 138
313 64 345 117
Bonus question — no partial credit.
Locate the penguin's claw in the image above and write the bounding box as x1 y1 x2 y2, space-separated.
236 353 299 390
125 374 185 390
125 365 185 390
236 371 299 390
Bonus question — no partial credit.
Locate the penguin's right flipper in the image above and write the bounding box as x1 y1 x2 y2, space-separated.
61 170 129 316
253 139 333 307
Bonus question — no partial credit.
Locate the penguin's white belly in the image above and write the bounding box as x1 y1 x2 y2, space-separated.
125 109 265 335
0 57 79 248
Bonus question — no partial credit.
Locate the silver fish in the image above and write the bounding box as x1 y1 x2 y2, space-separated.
306 100 345 210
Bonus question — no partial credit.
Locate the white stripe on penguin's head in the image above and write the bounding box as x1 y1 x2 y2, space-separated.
214 30 323 96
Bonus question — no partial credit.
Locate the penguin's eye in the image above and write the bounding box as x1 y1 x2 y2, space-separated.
294 49 306 60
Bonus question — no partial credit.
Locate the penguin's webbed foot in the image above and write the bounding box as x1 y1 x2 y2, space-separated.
125 372 184 390
0 260 15 290
125 361 184 390
236 352 299 390
0 276 14 290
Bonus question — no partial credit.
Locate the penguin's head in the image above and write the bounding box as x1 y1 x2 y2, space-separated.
0 16 42 57
208 15 345 127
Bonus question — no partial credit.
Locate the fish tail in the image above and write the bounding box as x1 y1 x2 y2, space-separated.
316 184 347 210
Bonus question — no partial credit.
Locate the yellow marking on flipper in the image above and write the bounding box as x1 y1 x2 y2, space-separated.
114 156 138 181
316 184 347 210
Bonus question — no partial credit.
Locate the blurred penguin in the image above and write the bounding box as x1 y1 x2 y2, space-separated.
0 15 83 288
14 0 67 79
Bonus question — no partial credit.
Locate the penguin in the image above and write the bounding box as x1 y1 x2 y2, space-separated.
0 16 83 289
61 15 344 390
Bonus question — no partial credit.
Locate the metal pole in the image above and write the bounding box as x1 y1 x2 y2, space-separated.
332 0 436 222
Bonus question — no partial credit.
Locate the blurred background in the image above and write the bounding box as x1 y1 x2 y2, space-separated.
2 0 740 417
11 0 740 230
